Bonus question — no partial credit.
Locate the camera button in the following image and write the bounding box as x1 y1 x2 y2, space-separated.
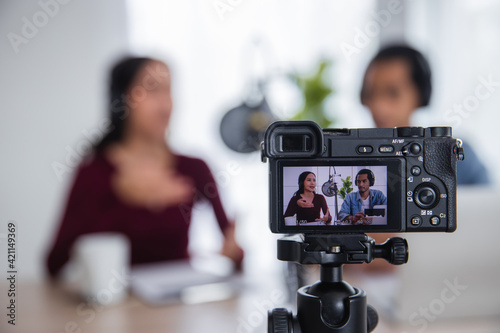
410 143 421 154
413 183 440 209
411 166 421 176
357 145 373 154
430 216 440 225
411 216 422 226
418 188 435 205
378 145 394 153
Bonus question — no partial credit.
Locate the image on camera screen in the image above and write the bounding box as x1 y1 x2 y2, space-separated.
283 166 388 226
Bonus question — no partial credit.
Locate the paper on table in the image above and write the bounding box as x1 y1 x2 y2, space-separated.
130 258 238 305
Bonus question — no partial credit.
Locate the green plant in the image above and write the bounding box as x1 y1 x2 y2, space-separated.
289 59 335 128
339 176 353 200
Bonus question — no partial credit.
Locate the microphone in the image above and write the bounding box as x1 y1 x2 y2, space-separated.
322 166 340 221
322 167 340 197
322 181 335 197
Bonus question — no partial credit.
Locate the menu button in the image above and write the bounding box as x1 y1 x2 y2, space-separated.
379 145 394 153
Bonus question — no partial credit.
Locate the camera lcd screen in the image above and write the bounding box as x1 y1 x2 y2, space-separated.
277 160 403 232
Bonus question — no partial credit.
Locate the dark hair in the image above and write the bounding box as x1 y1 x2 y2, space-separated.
295 172 316 196
355 169 375 187
360 45 432 107
94 56 154 152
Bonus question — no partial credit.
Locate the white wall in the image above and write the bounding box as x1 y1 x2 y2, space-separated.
0 0 130 281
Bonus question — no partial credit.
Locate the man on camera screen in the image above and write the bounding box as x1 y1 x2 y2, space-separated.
338 169 387 224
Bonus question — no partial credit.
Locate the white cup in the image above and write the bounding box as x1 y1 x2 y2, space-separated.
73 233 130 306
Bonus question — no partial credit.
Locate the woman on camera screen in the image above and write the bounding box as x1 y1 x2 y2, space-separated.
284 172 331 225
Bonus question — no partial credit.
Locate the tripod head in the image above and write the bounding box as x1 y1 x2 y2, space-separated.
269 234 408 333
278 233 408 266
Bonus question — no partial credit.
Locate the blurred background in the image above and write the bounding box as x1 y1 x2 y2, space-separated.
1 0 499 332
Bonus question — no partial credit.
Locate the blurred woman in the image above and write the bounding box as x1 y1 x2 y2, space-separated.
284 172 331 225
46 57 243 278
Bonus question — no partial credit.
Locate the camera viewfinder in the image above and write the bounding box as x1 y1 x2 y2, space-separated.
279 134 312 153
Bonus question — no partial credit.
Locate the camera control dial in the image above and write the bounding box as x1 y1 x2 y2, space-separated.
413 183 440 209
430 126 452 137
397 127 424 137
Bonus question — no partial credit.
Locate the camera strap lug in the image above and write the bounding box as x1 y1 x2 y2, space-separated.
455 139 465 161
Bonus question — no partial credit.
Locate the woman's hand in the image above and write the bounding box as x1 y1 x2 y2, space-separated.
315 215 330 223
220 223 244 271
297 199 314 208
110 149 194 210
315 208 331 224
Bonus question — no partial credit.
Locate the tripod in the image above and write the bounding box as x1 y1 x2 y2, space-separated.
268 234 408 333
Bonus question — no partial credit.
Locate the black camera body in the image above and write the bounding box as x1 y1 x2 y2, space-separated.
262 121 463 234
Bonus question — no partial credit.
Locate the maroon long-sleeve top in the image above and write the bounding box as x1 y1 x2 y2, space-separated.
46 151 229 278
284 193 331 223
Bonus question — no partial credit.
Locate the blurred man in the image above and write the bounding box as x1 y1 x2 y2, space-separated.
361 45 490 185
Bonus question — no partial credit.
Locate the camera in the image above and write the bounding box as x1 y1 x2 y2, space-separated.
262 121 463 234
